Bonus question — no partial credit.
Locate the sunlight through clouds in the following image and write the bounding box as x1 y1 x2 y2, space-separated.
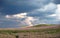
0 0 60 28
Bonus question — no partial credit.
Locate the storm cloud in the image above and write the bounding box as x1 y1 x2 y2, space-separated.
0 0 51 15
0 0 60 28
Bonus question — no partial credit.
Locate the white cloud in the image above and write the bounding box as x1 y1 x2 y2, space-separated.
21 3 57 25
5 13 27 18
12 13 27 18
1 0 60 28
36 3 56 12
5 13 46 26
23 17 35 26
22 16 46 26
55 4 60 20
5 15 12 18
5 13 40 26
4 2 59 26
47 14 56 17
28 2 57 17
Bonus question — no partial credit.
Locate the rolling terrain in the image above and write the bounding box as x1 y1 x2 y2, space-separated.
0 24 60 38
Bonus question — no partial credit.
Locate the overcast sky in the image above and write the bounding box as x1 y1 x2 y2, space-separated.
0 0 60 28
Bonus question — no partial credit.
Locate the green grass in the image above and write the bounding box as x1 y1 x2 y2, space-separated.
0 24 60 38
0 28 60 34
0 24 60 35
33 24 54 27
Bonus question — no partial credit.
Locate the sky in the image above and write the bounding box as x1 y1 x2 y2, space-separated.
0 0 60 28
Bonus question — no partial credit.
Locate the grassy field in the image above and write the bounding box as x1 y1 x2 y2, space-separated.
0 24 60 38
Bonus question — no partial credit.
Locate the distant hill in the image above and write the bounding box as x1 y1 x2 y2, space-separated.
0 24 60 38
33 24 56 27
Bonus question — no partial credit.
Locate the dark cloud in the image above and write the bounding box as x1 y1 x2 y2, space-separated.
0 17 25 28
0 0 59 28
53 0 60 4
0 20 19 28
27 3 57 18
0 0 51 15
1 5 38 15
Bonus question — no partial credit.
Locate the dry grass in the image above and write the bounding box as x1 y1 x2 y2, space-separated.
0 24 60 38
